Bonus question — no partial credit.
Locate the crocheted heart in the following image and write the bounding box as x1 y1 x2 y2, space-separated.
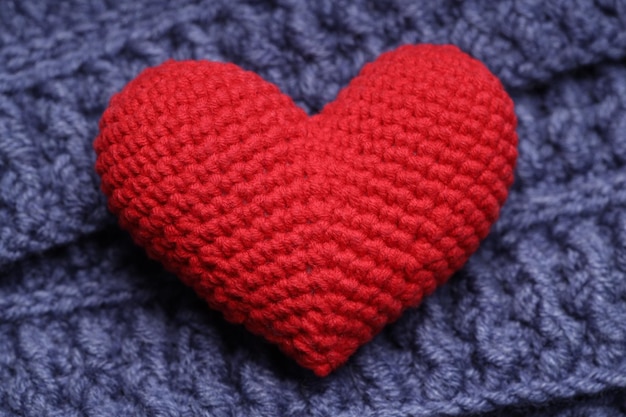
94 44 517 376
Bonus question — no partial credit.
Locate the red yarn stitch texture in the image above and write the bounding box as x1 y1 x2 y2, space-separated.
94 44 518 377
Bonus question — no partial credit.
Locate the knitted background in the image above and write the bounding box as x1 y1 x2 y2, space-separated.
1 0 626 415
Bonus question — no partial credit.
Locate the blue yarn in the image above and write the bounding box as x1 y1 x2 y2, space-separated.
1 0 626 415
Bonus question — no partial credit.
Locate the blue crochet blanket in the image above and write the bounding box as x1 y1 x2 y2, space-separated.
1 1 625 415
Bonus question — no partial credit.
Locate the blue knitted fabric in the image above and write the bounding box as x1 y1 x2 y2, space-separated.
1 0 626 415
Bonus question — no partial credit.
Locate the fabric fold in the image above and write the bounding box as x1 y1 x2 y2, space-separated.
2 0 626 266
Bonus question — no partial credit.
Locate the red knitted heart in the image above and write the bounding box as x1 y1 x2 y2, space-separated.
94 44 517 376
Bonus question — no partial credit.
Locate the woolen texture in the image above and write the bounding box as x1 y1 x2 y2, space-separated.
1 0 625 415
94 45 517 376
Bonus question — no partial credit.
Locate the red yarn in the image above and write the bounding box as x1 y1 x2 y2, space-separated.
94 44 518 376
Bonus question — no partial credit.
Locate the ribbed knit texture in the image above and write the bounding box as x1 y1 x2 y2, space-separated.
1 0 626 415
